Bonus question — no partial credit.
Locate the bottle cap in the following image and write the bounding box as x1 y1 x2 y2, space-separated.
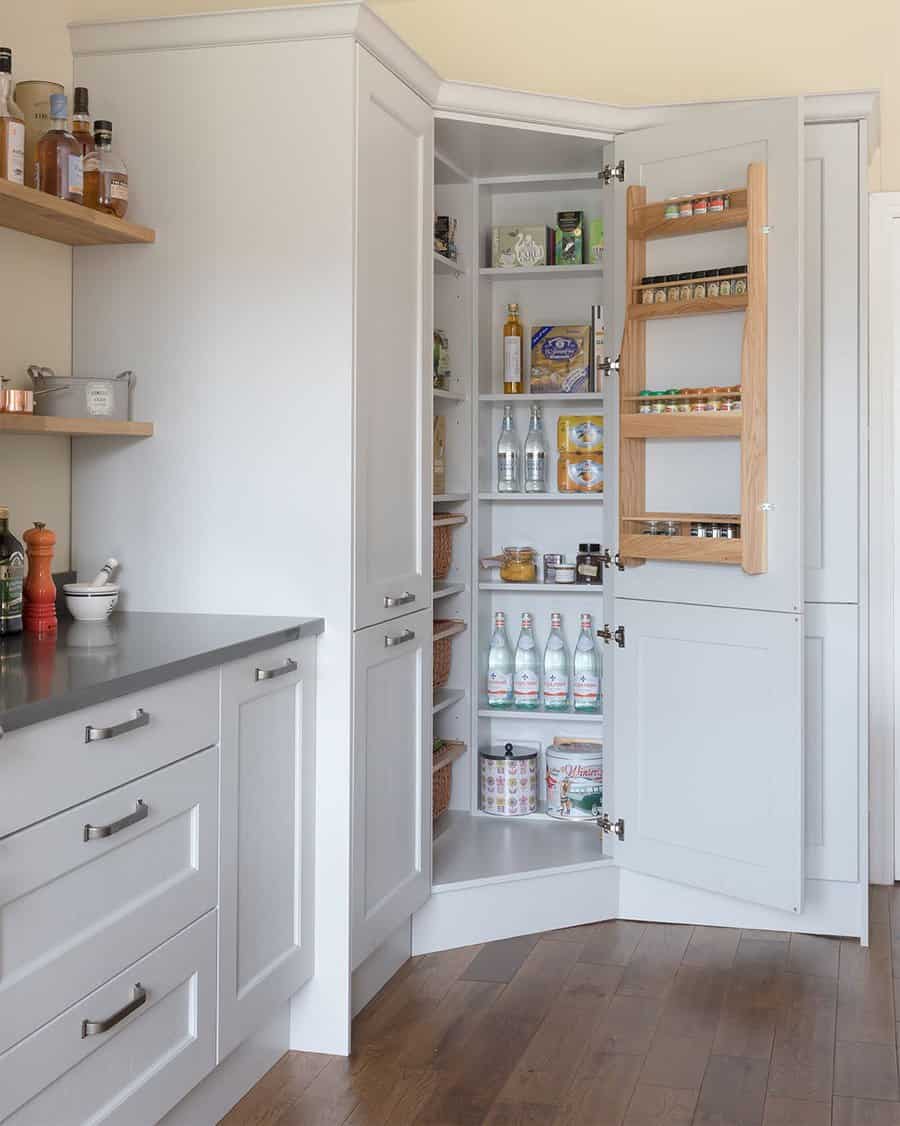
578 542 589 552
589 543 601 552
508 303 519 313
94 119 112 132
0 506 8 518
0 48 11 74
49 93 67 119
74 86 89 114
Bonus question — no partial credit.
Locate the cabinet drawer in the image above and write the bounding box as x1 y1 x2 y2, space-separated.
0 910 217 1125
0 747 218 1055
0 668 219 837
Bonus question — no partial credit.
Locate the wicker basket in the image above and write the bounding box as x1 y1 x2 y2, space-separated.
433 513 466 581
432 739 465 820
433 619 466 688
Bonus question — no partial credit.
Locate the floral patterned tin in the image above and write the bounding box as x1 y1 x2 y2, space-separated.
479 743 539 817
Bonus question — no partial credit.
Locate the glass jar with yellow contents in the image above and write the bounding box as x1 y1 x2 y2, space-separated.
481 546 538 583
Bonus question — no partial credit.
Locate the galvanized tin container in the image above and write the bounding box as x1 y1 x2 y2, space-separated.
545 739 603 820
479 742 538 817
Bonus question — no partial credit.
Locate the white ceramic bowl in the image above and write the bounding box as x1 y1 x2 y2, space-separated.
63 583 119 622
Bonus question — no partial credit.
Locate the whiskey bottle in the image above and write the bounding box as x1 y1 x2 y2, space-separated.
35 93 83 201
71 86 94 156
83 120 128 218
0 48 25 184
0 507 24 636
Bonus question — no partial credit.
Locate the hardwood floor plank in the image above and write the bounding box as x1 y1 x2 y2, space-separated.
561 961 625 1005
767 1036 835 1102
395 979 505 1070
551 1052 644 1126
693 1055 768 1126
788 934 841 979
617 924 694 999
638 1032 712 1090
544 922 622 945
713 1000 777 1060
833 1096 900 1125
778 973 838 1043
654 965 728 1044
741 929 790 943
621 1084 696 1125
484 1101 560 1125
838 935 896 1045
462 935 541 983
578 921 647 967
683 926 742 970
219 1051 338 1125
761 1096 831 1125
586 994 663 1056
834 1041 900 1101
341 1068 437 1126
870 886 892 926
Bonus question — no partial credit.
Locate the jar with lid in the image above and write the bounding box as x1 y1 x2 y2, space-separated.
638 389 653 413
678 198 693 218
654 277 669 304
480 546 537 583
678 273 692 302
543 553 564 583
719 269 733 297
733 267 748 295
708 190 725 213
642 520 660 536
664 201 679 221
661 520 680 537
640 277 655 305
667 276 680 303
693 195 708 216
692 271 707 299
576 543 604 585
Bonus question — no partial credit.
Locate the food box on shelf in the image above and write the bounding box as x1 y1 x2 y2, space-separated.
491 225 554 268
530 325 590 394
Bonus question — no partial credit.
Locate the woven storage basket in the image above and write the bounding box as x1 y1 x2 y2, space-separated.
432 739 465 820
433 619 466 689
433 512 467 581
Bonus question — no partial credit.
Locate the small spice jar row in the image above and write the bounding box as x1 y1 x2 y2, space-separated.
639 519 741 539
638 267 748 305
664 190 731 220
637 386 742 414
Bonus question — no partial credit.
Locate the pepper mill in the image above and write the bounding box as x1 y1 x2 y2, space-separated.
23 522 57 635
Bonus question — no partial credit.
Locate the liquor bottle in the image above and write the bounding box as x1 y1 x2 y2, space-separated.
502 303 524 394
83 120 129 218
542 612 570 711
497 404 521 493
34 93 83 202
523 403 548 493
573 612 601 712
0 507 24 635
0 48 25 184
487 610 514 708
513 612 539 709
71 86 94 156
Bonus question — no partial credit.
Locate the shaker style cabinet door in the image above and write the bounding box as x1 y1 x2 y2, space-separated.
353 46 433 630
352 608 431 969
218 640 316 1061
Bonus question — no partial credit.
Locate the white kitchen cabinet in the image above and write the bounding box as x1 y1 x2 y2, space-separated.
218 639 315 1061
354 47 433 630
352 607 432 969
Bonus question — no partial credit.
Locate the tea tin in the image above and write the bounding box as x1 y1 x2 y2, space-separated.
479 743 539 817
545 739 603 820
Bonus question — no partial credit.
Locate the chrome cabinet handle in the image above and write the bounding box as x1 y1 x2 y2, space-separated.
84 708 150 744
385 629 415 647
81 983 147 1038
83 799 149 842
384 592 415 608
255 658 298 682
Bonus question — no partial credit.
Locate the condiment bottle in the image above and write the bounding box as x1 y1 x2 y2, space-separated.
502 303 524 394
23 521 57 635
576 543 603 585
0 506 24 634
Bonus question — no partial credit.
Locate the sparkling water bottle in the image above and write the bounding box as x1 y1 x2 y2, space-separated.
523 404 548 493
573 612 601 713
542 611 570 711
487 610 514 708
514 611 540 709
497 405 521 493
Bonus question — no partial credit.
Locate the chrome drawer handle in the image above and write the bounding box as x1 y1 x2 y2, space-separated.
84 708 149 744
255 658 298 682
83 799 149 842
81 983 147 1038
385 629 415 647
384 592 415 608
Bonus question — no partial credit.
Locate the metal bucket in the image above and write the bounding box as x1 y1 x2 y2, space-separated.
28 367 135 421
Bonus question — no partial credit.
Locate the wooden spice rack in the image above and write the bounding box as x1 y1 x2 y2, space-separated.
619 164 766 572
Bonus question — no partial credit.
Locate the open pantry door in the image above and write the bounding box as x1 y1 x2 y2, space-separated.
607 100 805 913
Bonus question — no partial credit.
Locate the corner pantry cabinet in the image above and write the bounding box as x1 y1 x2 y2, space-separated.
69 0 873 1071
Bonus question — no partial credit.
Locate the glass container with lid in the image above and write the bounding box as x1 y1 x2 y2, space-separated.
480 546 538 583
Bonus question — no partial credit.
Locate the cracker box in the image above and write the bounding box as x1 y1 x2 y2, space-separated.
529 324 591 394
491 226 554 268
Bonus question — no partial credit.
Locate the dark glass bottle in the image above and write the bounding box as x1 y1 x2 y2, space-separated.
0 507 24 635
71 86 94 157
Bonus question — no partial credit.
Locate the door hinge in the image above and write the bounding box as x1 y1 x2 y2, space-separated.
598 549 625 573
599 160 625 185
597 354 620 377
596 624 625 648
598 814 625 841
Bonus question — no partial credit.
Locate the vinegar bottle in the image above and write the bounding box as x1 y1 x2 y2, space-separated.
502 303 524 394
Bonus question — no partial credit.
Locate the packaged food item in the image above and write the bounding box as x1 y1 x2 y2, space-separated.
530 325 590 394
576 543 604 584
554 563 576 583
434 214 457 259
558 452 603 493
481 546 538 584
679 199 693 218
433 329 450 390
491 225 554 268
545 738 603 820
590 304 605 390
589 218 604 262
557 415 603 454
555 210 584 264
543 553 564 582
433 415 446 494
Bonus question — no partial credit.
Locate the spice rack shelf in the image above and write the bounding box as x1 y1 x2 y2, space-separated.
0 414 154 437
619 163 766 573
477 707 604 725
0 178 155 247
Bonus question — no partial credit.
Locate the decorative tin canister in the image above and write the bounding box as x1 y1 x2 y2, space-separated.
545 738 603 820
479 742 538 817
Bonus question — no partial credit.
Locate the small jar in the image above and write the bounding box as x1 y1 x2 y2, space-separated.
661 520 680 537
719 269 733 297
667 276 680 303
678 273 692 302
495 546 537 583
654 278 668 304
723 396 740 412
708 190 725 213
722 193 731 210
693 195 708 216
707 273 720 298
691 271 707 299
733 267 748 296
554 563 577 584
650 393 666 414
678 198 693 218
641 276 656 305
643 520 660 536
543 553 564 583
576 543 604 585
691 522 709 538
638 390 654 414
664 201 679 221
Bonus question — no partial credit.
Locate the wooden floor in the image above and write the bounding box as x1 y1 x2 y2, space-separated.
221 888 900 1125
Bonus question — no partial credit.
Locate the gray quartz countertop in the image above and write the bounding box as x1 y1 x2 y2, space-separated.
0 612 324 735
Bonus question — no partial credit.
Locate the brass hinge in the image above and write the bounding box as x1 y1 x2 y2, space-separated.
599 160 625 185
596 625 625 648
597 354 620 377
598 814 625 841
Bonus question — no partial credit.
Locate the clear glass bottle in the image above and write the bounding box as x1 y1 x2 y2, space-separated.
497 404 521 493
502 303 524 394
0 506 24 635
542 611 570 712
573 612 601 713
0 48 25 184
487 610 514 709
513 612 539 710
71 86 94 157
523 403 548 493
83 120 128 218
35 93 83 201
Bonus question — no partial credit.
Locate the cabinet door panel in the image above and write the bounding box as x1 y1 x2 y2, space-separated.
218 640 315 1060
353 608 431 969
614 598 803 912
354 47 433 629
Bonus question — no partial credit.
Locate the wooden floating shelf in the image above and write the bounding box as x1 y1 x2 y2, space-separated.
628 190 748 240
620 533 742 565
628 294 748 321
0 178 155 246
0 414 153 437
621 413 742 438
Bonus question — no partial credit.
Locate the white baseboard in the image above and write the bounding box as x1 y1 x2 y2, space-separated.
351 917 412 1018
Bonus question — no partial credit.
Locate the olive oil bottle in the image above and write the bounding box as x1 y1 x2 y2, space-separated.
502 303 524 394
0 507 24 635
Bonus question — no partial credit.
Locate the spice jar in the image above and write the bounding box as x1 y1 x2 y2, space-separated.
661 520 680 537
640 276 655 305
733 267 748 295
642 520 660 536
678 198 693 218
678 273 692 302
638 390 653 413
654 278 668 304
576 543 604 585
543 553 564 583
708 190 725 213
719 269 733 297
693 195 708 216
664 201 679 220
667 275 680 303
481 546 538 583
707 272 720 298
692 271 707 299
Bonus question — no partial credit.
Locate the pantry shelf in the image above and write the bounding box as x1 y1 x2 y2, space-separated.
0 178 155 246
478 493 603 503
433 251 466 277
433 581 466 601
478 583 603 594
479 393 604 405
628 189 748 240
628 294 748 321
434 388 467 402
433 492 470 503
479 263 603 280
0 414 154 437
434 688 466 716
621 413 742 438
477 707 604 724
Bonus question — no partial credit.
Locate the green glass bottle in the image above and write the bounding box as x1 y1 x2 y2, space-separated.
0 506 24 634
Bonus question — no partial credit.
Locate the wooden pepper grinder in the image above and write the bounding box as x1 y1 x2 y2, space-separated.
23 522 57 635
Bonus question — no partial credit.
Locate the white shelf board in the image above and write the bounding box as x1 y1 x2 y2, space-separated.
478 172 603 196
480 264 603 280
434 388 467 402
479 493 604 503
433 251 466 277
432 809 608 890
434 581 467 601
478 582 603 594
477 707 604 724
433 492 470 502
479 393 604 405
434 687 466 715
